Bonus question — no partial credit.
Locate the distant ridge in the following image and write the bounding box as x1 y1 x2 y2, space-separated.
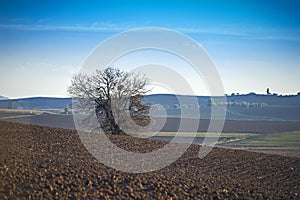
0 97 71 110
0 93 299 121
0 95 9 100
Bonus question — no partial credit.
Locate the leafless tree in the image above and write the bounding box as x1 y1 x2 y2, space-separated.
68 67 150 134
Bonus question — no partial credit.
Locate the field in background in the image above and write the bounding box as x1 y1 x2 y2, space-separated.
145 132 257 144
150 131 300 157
1 109 299 157
221 131 300 147
0 109 42 119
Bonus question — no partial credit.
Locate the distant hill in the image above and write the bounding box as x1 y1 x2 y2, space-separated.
0 97 71 110
0 93 299 121
145 93 300 107
0 96 8 100
144 93 300 121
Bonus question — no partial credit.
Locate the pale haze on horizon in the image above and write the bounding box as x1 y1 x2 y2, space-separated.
0 0 300 99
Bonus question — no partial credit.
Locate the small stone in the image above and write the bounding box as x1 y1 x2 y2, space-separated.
88 180 93 188
49 185 54 192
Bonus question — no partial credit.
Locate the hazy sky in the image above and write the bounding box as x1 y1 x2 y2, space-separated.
0 0 299 98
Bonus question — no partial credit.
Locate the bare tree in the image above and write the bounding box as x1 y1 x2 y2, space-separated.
68 67 150 135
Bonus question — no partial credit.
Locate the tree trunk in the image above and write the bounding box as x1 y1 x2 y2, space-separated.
107 104 121 135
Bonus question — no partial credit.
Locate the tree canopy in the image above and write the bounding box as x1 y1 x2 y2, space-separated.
68 67 150 134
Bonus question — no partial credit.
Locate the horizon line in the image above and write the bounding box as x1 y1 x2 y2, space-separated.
2 91 300 100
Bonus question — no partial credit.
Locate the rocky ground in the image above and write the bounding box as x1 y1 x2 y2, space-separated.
0 120 299 199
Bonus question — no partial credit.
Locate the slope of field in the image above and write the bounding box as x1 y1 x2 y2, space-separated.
3 114 300 133
0 120 299 199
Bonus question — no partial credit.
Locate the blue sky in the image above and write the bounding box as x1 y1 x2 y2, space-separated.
0 0 299 98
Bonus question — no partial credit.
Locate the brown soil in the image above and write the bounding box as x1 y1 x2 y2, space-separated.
0 120 299 199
